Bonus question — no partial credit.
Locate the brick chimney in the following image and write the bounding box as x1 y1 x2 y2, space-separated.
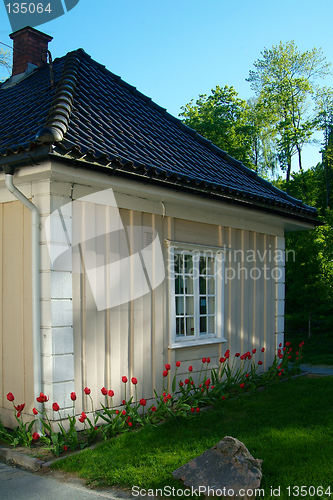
9 26 53 77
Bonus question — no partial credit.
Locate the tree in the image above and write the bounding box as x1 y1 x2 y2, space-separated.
0 43 11 79
247 41 331 183
246 97 278 176
179 85 254 170
315 87 333 209
278 167 333 337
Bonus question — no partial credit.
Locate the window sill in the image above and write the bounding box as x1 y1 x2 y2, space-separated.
168 337 227 349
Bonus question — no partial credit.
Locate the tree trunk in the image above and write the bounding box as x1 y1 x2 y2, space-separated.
286 157 292 187
297 145 303 171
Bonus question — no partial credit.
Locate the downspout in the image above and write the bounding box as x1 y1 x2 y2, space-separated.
4 170 43 434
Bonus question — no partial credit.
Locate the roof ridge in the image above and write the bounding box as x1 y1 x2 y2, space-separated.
35 50 82 144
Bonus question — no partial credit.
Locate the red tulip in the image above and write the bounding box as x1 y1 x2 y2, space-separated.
239 383 245 389
235 353 240 357
70 392 77 401
163 370 168 377
131 377 138 385
202 357 206 363
258 360 263 365
32 432 40 441
261 347 265 353
108 390 114 397
184 378 190 384
78 411 87 423
188 366 193 372
84 387 91 395
252 349 257 354
33 408 38 415
206 357 210 363
176 361 181 367
165 364 171 371
196 407 200 413
6 392 14 402
122 376 128 383
140 398 147 407
52 402 60 412
101 387 108 396
36 392 49 403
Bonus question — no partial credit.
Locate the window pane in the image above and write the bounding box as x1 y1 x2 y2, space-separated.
174 254 180 275
186 296 194 316
208 315 215 334
186 317 194 336
199 256 207 275
207 277 215 294
184 254 193 274
206 257 215 276
184 277 193 294
175 276 183 294
200 297 207 315
200 316 206 334
199 276 206 294
176 317 185 337
176 296 184 315
208 296 215 314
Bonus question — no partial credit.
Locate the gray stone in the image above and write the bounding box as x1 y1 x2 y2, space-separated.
172 436 263 498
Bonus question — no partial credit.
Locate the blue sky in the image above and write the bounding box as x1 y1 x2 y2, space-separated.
1 0 333 172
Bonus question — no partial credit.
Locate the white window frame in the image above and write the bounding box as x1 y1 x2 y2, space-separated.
166 240 227 349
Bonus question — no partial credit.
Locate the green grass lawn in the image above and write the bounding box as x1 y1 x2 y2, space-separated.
53 376 333 499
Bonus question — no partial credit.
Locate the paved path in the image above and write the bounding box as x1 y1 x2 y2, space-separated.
0 461 131 500
300 364 333 376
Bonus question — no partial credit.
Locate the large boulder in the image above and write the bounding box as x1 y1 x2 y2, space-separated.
172 436 263 498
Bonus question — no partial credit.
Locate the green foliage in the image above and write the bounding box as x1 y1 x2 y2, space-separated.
276 163 333 334
247 41 331 182
179 85 255 170
1 346 301 457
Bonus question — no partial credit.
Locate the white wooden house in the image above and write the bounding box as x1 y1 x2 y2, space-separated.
0 27 319 427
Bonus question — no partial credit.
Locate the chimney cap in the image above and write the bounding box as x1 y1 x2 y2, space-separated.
9 25 53 43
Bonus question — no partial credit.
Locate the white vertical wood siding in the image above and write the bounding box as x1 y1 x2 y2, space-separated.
72 205 280 408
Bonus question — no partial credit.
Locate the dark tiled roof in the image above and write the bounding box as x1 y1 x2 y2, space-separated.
0 49 318 220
